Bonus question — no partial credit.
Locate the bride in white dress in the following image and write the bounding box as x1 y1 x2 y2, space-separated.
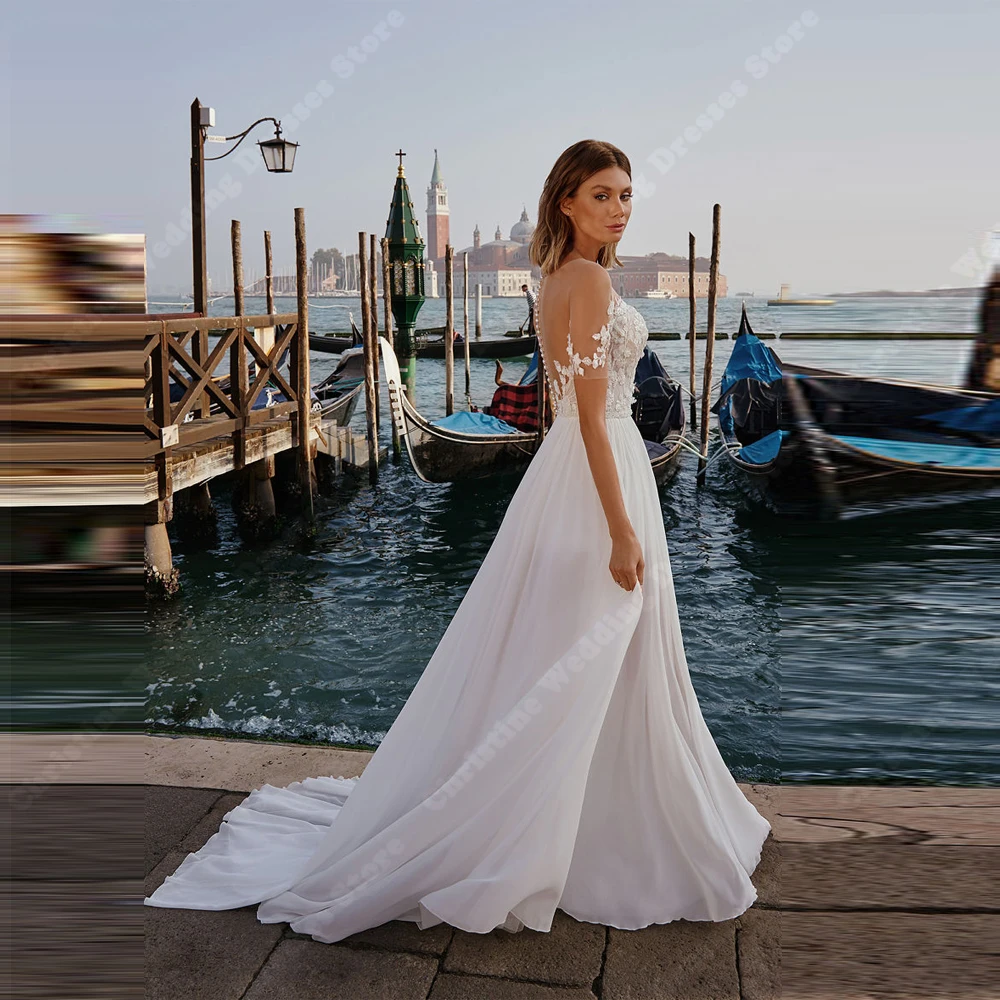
146 139 771 943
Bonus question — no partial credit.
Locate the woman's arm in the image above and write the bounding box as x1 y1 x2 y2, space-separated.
565 263 644 592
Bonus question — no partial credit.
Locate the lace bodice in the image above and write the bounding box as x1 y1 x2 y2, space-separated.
535 278 649 419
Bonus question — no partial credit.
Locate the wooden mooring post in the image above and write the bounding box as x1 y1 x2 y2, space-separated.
445 245 454 415
369 232 381 431
688 232 697 431
231 219 277 539
359 231 379 483
697 204 722 486
294 207 316 515
463 251 471 402
380 236 400 460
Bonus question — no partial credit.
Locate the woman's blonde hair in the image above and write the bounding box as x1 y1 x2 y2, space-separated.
529 140 632 276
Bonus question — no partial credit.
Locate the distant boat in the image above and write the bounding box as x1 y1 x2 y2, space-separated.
636 288 676 299
767 283 835 306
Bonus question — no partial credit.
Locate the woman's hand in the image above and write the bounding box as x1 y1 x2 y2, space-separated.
609 527 644 592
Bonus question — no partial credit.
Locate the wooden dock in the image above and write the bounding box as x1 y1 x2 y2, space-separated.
1 310 377 591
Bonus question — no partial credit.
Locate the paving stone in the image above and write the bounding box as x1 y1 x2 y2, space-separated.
775 786 1000 846
736 908 779 1000
4 784 142 880
746 783 779 827
145 905 282 1000
6 879 142 999
1 733 144 784
781 842 1000 909
179 792 248 851
145 735 371 792
443 910 605 987
243 938 437 1000
752 837 780 907
603 919 739 1000
341 918 454 955
430 972 597 999
145 785 221 875
144 850 187 897
782 911 1000 998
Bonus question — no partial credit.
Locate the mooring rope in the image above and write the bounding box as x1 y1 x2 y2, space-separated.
675 436 739 469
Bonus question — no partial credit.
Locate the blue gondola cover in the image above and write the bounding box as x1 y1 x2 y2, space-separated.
738 429 788 465
721 328 783 397
917 399 1000 435
431 411 520 435
833 435 1000 469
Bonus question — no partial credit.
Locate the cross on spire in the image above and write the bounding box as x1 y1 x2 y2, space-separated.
396 148 406 176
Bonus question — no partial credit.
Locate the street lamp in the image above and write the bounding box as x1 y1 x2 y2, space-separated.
189 97 299 315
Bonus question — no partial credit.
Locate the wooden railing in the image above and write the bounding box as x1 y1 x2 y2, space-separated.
1 312 310 508
143 313 304 504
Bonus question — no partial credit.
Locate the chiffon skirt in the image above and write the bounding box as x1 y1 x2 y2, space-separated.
145 412 771 943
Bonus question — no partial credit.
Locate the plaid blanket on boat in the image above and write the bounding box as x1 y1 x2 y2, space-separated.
480 382 552 433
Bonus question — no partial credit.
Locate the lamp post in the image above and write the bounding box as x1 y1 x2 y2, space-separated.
189 97 298 315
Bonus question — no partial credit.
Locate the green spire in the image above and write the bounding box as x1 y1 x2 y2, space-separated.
385 148 424 245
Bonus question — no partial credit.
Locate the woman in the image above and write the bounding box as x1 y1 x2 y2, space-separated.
146 140 772 943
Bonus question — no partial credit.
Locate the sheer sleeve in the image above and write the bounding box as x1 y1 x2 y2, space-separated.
563 271 615 381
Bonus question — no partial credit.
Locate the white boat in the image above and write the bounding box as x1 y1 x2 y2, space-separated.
638 288 676 299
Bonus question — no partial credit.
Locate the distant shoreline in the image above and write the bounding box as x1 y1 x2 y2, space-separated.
825 287 980 299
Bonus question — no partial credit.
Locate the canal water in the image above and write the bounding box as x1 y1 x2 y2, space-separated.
13 296 998 786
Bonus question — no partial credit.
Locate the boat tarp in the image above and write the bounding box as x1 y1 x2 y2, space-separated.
430 410 520 435
643 438 672 460
832 435 1000 470
518 348 539 386
635 346 669 384
721 330 783 397
738 429 788 465
917 398 1000 436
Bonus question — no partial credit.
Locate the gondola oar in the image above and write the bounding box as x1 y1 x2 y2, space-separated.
784 373 843 518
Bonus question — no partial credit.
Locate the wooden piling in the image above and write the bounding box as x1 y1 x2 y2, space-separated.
475 284 482 340
445 245 455 416
369 233 381 431
381 237 400 460
697 205 721 485
688 232 697 431
231 220 244 318
462 251 471 402
294 207 315 515
359 232 379 484
264 230 275 316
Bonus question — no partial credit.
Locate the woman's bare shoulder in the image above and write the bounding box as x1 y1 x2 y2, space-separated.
547 259 612 299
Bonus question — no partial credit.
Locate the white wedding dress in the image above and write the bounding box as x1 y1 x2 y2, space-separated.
146 275 771 943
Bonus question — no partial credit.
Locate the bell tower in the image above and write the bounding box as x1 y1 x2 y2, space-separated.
425 149 449 262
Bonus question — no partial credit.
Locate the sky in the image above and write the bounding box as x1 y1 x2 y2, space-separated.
5 0 998 296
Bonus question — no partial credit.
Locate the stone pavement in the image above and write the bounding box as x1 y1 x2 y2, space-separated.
5 735 999 998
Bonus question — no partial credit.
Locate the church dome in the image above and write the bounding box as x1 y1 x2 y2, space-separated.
510 207 535 243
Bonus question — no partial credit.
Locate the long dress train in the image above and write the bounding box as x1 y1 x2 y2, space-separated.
145 277 771 943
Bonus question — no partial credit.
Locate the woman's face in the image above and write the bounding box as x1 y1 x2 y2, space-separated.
560 165 632 249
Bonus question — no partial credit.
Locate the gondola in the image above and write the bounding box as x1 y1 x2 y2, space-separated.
632 346 686 485
713 304 1000 513
308 316 365 355
381 336 541 482
311 329 536 360
413 335 537 360
312 344 365 426
381 337 688 485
